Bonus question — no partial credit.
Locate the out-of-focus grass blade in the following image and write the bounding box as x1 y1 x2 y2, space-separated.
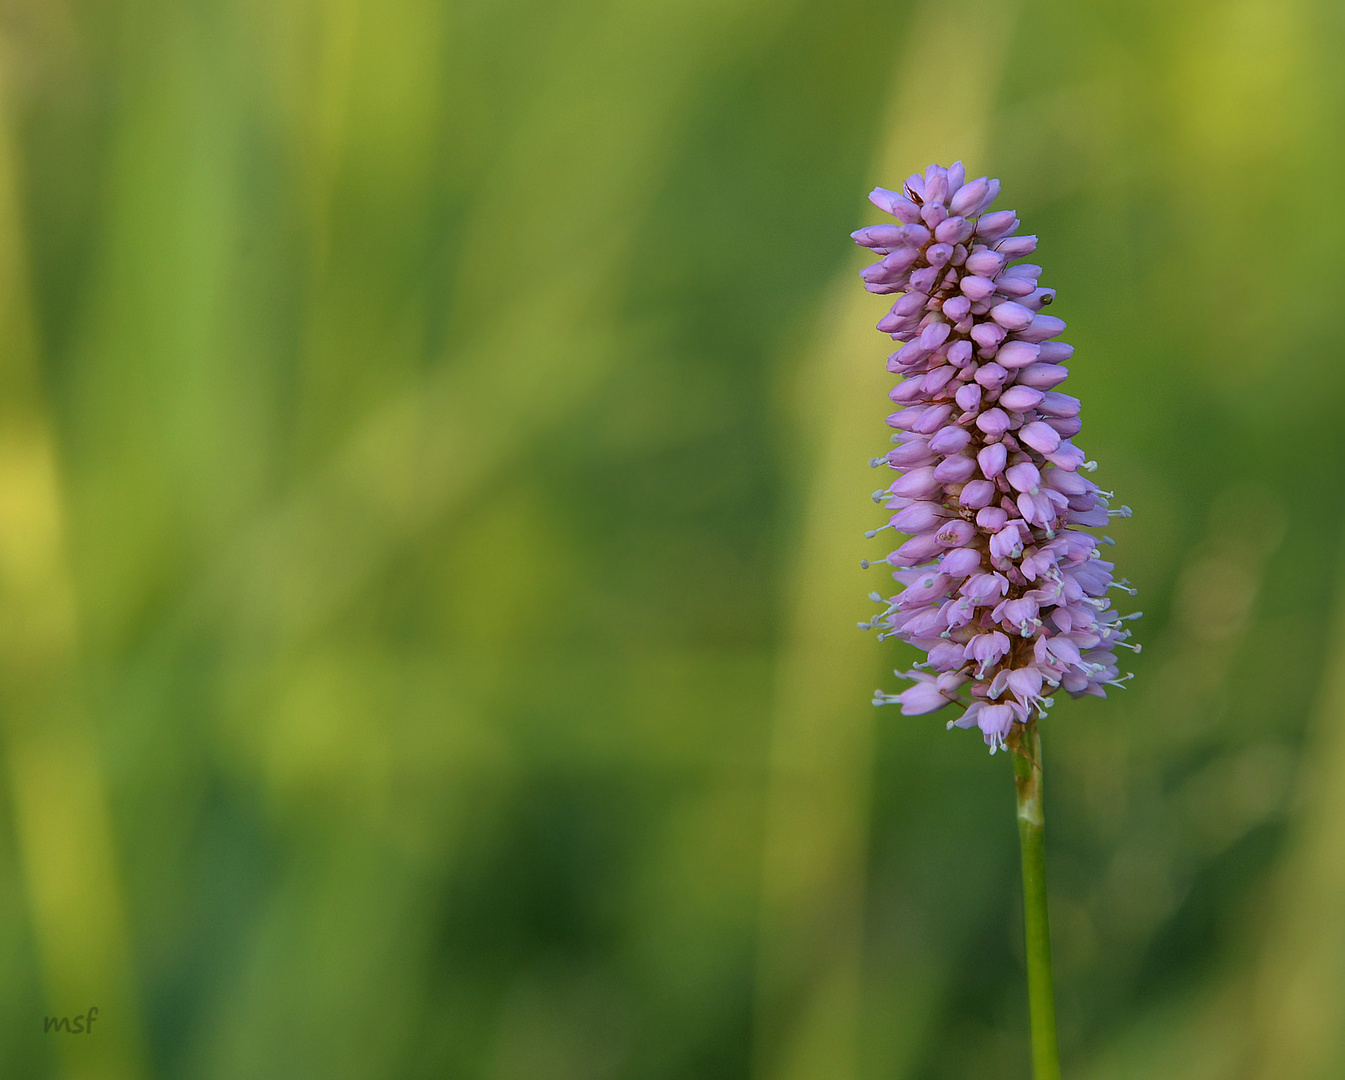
752 4 1016 1079
1238 539 1345 1077
152 0 807 1074
0 81 145 1080
211 0 805 657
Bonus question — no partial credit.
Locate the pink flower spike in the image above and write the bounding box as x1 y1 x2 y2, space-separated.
854 163 1136 744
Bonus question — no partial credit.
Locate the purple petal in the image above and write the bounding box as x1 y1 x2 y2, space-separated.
949 177 989 216
935 519 977 547
1006 666 1044 704
1032 341 1076 363
955 382 983 411
959 479 996 508
891 501 948 533
976 506 1009 531
928 425 973 454
1017 491 1055 527
921 202 948 229
935 216 973 245
926 242 953 266
939 547 984 577
1016 362 1070 389
990 523 1024 560
946 340 974 367
908 266 939 292
924 169 949 206
922 366 958 394
964 630 1010 664
970 322 1007 350
1038 391 1081 417
964 249 1005 277
975 407 1011 437
996 235 1038 257
928 641 968 671
962 572 1009 601
1005 462 1042 493
1045 637 1083 668
911 403 954 434
973 362 1008 389
869 187 921 222
976 702 1017 739
990 301 1035 330
889 466 940 499
975 210 1018 239
902 608 947 638
1044 440 1085 470
959 275 997 301
936 670 970 695
949 702 983 729
877 311 918 335
894 531 943 564
886 439 933 467
996 276 1035 298
919 321 952 351
977 442 1008 478
1042 467 1090 496
1067 505 1109 527
1015 314 1068 343
996 340 1041 369
943 294 972 321
999 384 1044 411
934 454 978 483
889 379 924 404
851 224 906 249
897 681 950 716
1019 421 1062 454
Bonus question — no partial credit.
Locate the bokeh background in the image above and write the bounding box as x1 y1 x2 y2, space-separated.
0 0 1342 1077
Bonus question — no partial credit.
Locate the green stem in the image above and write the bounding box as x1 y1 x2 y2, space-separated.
1012 722 1061 1080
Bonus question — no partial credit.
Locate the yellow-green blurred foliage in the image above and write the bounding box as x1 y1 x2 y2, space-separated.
0 0 1342 1077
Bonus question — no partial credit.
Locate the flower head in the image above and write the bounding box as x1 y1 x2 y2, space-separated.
859 162 1138 752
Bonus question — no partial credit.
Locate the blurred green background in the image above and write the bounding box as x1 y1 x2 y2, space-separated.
0 0 1343 1077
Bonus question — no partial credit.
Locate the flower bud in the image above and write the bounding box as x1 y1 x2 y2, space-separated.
934 454 978 482
949 177 990 216
977 442 1008 478
869 187 921 222
976 210 1018 239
